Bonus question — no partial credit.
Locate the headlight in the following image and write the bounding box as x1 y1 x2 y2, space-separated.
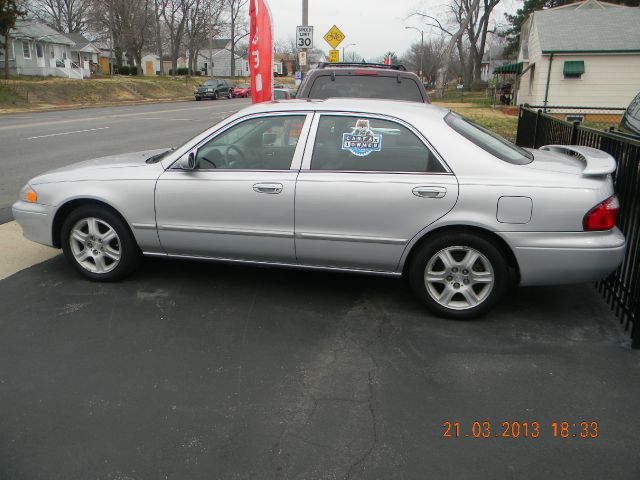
20 184 38 203
207 88 214 92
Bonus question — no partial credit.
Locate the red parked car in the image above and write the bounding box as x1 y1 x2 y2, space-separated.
232 83 251 98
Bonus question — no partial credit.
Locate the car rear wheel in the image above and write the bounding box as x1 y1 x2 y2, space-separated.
227 91 232 99
61 205 141 282
408 232 510 319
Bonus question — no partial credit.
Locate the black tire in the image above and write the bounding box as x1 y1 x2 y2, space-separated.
213 91 219 100
61 205 141 282
195 96 201 101
407 231 511 320
227 91 233 99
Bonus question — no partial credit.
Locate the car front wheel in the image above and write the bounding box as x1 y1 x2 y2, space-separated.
61 205 141 282
213 91 219 100
408 232 510 319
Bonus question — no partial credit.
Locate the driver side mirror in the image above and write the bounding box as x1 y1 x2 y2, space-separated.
177 151 197 170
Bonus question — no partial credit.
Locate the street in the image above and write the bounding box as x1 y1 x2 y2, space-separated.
0 98 251 223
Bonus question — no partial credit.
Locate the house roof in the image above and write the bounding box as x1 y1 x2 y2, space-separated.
63 32 100 53
209 39 231 50
533 0 640 53
10 20 75 45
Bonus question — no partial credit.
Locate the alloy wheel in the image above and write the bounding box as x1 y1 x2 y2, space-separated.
423 246 494 310
69 217 121 274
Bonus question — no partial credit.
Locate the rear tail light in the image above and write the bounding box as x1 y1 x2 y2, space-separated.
583 195 620 231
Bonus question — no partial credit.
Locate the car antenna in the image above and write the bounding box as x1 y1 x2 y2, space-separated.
331 71 336 82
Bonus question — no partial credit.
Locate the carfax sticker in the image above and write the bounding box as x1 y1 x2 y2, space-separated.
341 119 382 157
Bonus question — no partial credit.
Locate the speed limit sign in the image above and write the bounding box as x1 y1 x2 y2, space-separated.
296 26 313 49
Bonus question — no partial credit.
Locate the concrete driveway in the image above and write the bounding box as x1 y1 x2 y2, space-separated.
1 253 639 480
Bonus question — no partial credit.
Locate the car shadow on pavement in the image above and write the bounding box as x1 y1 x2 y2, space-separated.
1 255 638 480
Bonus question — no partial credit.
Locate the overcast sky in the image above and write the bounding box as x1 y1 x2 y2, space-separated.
266 0 520 60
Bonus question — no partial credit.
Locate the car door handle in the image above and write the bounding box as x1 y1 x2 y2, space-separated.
253 183 283 194
412 186 447 198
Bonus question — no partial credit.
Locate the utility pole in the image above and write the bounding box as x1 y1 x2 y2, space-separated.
405 26 424 82
302 0 308 74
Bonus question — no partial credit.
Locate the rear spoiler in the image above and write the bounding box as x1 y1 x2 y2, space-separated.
539 145 617 176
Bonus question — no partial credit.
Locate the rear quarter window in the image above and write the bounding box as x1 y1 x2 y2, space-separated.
444 112 533 165
308 75 424 103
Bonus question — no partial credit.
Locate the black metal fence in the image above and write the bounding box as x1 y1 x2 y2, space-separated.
516 107 640 349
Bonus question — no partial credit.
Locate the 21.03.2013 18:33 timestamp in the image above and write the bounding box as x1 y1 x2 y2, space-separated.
442 421 599 439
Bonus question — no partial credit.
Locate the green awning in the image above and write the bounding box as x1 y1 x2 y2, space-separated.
493 62 523 74
563 60 585 76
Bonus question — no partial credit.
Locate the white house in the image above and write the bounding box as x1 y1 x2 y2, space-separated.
196 39 248 77
64 32 101 77
480 45 513 83
0 20 81 78
515 0 640 111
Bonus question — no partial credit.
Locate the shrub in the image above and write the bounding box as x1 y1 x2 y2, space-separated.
118 65 130 75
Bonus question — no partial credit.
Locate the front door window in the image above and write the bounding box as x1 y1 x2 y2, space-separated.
194 115 306 170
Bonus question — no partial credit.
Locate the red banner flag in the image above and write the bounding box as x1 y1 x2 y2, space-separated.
249 0 273 103
384 54 391 65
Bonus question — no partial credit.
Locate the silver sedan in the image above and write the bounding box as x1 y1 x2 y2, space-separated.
12 99 625 319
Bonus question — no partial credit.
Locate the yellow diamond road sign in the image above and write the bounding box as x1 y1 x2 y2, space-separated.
323 25 345 49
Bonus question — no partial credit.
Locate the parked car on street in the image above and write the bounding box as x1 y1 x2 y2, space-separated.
13 99 625 319
297 62 431 103
232 83 251 98
194 79 233 101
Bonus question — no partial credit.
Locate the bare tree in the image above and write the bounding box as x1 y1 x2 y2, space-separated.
90 0 152 74
411 0 499 90
226 0 247 78
185 0 224 75
161 0 190 74
153 0 166 75
29 0 91 33
401 37 447 83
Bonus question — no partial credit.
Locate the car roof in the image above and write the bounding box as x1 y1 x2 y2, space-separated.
237 98 448 122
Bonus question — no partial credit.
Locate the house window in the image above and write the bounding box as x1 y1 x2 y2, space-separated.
36 44 43 58
50 49 55 58
563 60 584 79
62 50 67 60
22 40 31 59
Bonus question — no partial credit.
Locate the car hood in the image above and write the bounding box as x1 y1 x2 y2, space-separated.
30 149 167 185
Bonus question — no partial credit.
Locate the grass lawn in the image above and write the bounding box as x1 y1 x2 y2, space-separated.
432 89 519 142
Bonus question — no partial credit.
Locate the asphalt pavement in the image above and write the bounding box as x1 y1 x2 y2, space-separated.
0 256 639 479
0 98 251 224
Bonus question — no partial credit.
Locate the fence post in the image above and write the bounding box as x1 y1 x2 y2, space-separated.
570 121 579 145
532 109 542 149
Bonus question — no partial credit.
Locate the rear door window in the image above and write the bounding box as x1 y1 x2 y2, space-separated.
308 75 424 102
310 115 446 173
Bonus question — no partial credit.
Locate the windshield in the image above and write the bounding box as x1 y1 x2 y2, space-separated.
202 80 217 86
308 75 424 102
444 112 533 165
